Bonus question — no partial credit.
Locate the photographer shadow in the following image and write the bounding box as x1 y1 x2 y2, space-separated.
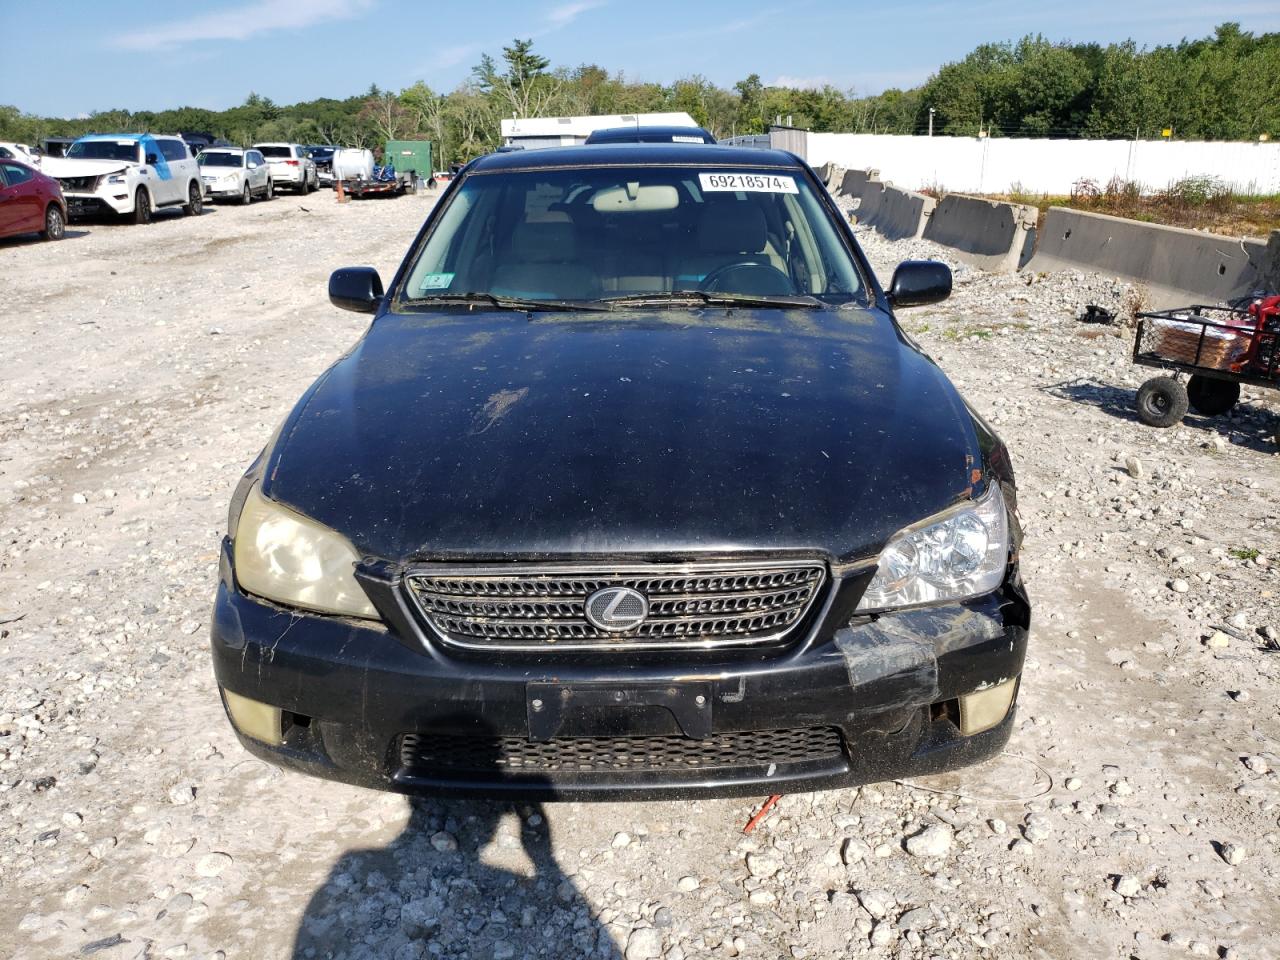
291 719 622 960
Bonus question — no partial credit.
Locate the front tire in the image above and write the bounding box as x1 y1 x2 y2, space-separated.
132 188 152 225
183 181 203 217
1136 376 1188 428
1187 375 1240 416
41 204 65 241
240 181 252 205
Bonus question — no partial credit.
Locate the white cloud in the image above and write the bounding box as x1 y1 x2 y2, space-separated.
769 75 835 91
545 1 607 29
109 0 376 51
413 2 604 80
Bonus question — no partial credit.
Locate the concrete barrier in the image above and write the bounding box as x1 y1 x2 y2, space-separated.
868 184 936 241
1027 208 1279 307
815 163 831 186
838 168 879 199
854 178 886 225
824 164 845 190
923 194 1038 272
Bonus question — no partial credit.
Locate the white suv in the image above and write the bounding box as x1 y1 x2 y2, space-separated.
198 148 274 204
252 143 317 193
43 134 202 224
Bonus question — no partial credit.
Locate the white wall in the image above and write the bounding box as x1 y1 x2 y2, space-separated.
791 132 1280 195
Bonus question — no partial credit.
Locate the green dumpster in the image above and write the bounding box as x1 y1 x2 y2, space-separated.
384 140 433 181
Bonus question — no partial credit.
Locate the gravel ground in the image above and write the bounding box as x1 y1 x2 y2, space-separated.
1 188 1278 960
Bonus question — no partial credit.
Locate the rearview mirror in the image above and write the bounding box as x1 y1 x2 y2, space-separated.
887 260 952 309
329 267 384 314
591 183 679 212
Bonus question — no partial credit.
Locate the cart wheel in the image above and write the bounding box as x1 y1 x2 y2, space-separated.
1136 376 1188 428
1187 375 1240 416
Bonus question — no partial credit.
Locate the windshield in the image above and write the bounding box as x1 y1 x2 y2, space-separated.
199 152 243 167
401 166 864 305
257 146 292 158
67 140 140 163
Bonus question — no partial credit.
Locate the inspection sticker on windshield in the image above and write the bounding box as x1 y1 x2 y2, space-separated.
418 272 454 291
699 172 798 194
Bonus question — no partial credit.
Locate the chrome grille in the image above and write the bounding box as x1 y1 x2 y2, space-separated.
405 561 826 651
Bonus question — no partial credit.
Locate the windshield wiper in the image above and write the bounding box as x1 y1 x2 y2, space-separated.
599 291 824 310
405 293 607 312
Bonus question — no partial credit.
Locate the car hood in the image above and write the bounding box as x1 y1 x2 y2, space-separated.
263 308 982 563
41 157 132 177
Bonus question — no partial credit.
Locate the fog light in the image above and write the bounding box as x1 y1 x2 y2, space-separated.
222 688 283 745
958 677 1018 736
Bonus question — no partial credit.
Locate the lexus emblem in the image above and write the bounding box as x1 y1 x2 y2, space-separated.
584 586 649 632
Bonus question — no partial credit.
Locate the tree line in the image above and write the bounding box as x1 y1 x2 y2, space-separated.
2 24 1276 169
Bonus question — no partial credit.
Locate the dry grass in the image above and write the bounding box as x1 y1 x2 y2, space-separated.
999 177 1280 238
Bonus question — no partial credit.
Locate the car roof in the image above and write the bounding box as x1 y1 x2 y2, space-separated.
587 125 716 142
203 147 246 154
470 143 801 172
75 133 179 142
252 142 296 147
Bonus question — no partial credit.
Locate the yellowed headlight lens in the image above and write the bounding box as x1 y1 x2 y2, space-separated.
233 484 379 619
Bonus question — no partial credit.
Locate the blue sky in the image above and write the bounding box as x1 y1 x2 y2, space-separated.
4 0 1279 117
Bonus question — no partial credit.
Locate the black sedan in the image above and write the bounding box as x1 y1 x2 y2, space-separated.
211 144 1030 800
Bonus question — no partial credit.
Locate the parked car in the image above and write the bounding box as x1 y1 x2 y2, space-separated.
0 159 66 242
180 131 233 156
212 144 1030 800
330 147 375 184
305 145 337 185
0 141 42 166
41 137 77 158
197 148 274 204
584 125 717 145
42 134 202 224
252 142 318 193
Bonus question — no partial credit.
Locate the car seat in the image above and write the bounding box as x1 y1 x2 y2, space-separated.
490 222 600 300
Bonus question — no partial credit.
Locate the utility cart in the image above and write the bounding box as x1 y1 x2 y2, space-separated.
1131 298 1279 439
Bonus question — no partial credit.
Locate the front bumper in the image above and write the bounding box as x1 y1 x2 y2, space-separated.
210 540 1030 800
203 179 243 199
64 191 131 217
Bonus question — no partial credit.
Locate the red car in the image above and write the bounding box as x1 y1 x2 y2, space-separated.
0 159 67 242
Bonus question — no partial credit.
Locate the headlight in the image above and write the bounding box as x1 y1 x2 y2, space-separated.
855 482 1009 612
106 174 126 184
233 484 379 619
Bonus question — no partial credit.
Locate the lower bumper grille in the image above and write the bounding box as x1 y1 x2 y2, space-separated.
398 727 844 774
404 560 826 651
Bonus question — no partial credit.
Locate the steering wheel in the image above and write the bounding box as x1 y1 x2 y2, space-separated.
699 261 795 296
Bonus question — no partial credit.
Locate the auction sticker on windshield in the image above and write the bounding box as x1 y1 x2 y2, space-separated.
699 172 798 194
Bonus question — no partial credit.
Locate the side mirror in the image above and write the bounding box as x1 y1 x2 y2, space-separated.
886 260 952 309
145 153 159 165
329 267 384 314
